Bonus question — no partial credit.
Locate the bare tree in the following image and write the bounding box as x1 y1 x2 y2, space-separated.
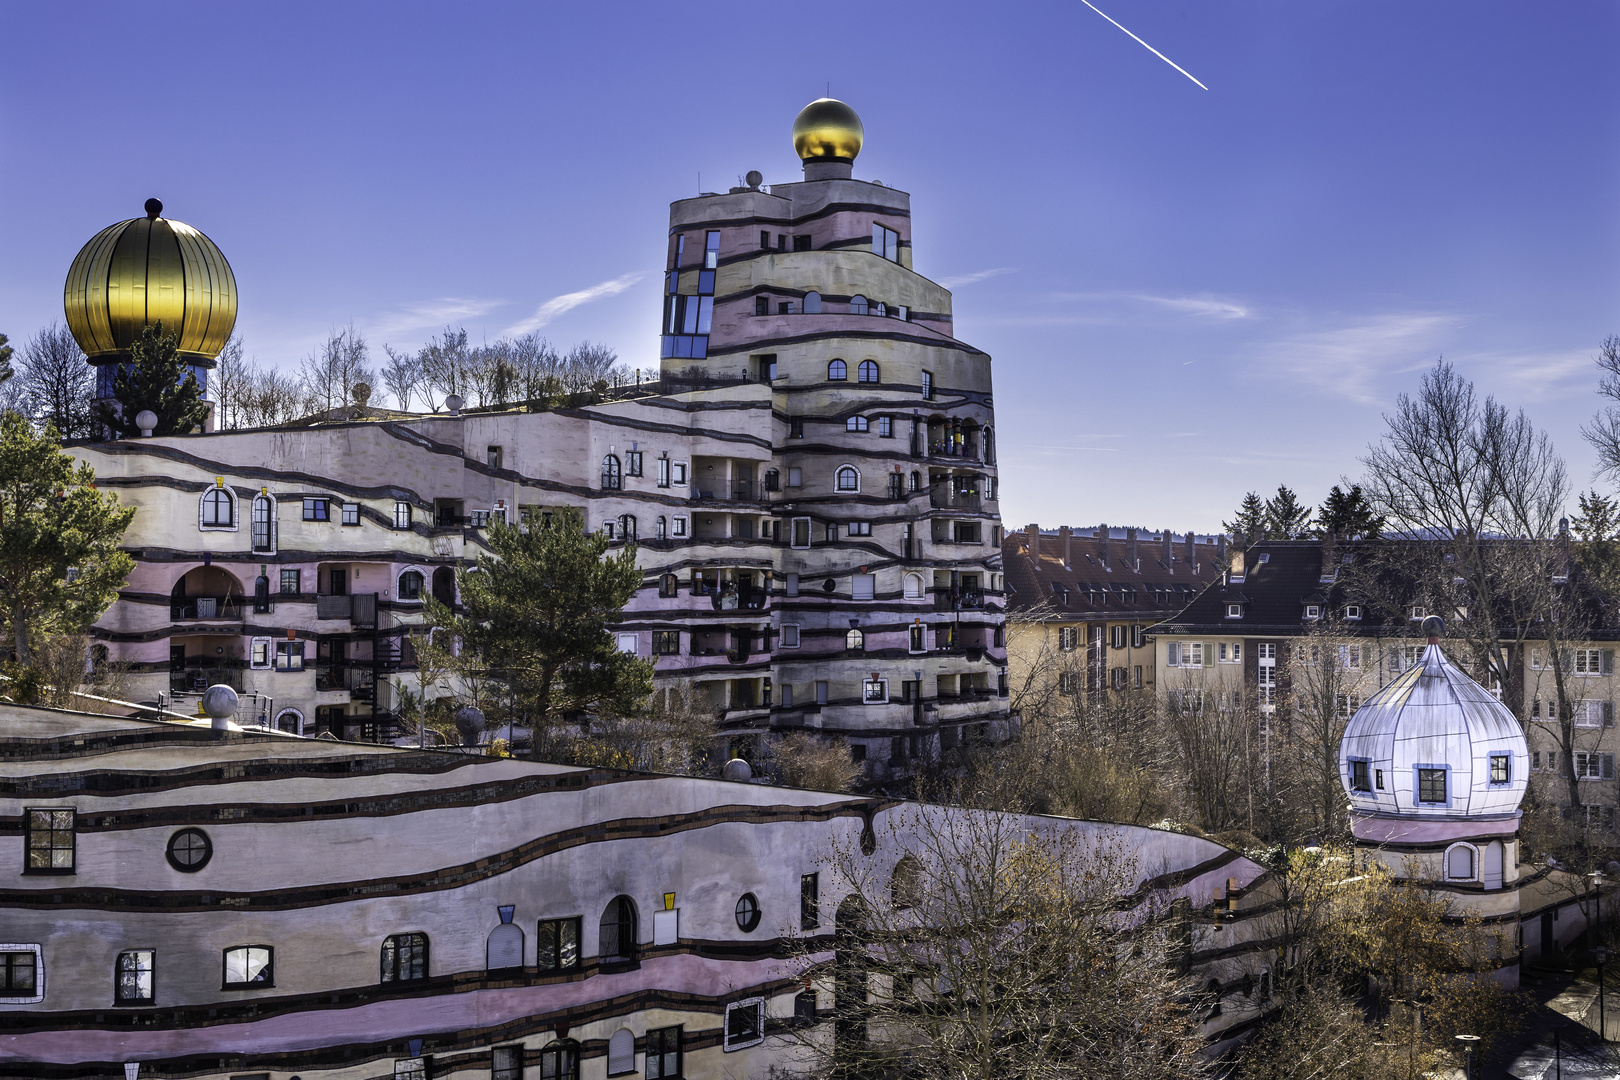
511 332 564 400
561 340 621 392
211 333 249 429
418 327 472 408
19 324 97 440
299 326 374 414
237 365 307 428
776 806 1209 1080
381 345 423 412
1581 333 1620 480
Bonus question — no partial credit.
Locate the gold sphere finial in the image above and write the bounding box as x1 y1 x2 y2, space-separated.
63 200 237 365
792 98 863 164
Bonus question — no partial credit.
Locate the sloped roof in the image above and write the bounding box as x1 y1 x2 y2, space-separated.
1003 526 1224 621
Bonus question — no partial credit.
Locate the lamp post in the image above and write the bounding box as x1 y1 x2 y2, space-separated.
1455 1034 1480 1080
1596 945 1610 1042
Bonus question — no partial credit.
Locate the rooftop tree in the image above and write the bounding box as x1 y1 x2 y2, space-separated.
0 412 135 664
99 323 209 439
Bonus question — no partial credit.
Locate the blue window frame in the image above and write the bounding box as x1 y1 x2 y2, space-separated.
1414 763 1451 807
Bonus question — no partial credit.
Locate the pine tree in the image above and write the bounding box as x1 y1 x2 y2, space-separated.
0 412 136 663
1316 484 1385 541
98 323 210 439
1264 485 1313 540
0 333 13 386
1224 492 1267 547
428 508 654 756
1570 490 1619 543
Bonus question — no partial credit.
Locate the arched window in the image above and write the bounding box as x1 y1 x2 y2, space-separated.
827 359 847 381
607 1029 636 1076
250 495 275 552
274 708 304 736
1446 843 1477 881
398 571 424 601
904 574 924 599
846 628 865 652
850 294 869 316
381 932 428 982
858 360 880 384
656 515 668 540
891 855 922 909
601 455 622 490
803 291 822 313
836 466 860 492
846 416 868 433
599 896 638 963
539 1039 580 1080
911 471 921 492
201 487 234 528
618 514 637 541
764 468 780 492
659 573 678 597
487 907 523 971
874 301 887 317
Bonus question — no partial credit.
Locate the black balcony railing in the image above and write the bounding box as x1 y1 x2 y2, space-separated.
932 588 985 612
169 667 245 693
171 596 242 621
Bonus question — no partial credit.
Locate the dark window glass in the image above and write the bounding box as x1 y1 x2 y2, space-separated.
399 571 424 600
653 630 681 655
1350 760 1370 792
646 1027 682 1079
116 950 153 1004
0 953 36 993
1418 768 1447 803
790 418 804 438
735 893 761 932
794 234 811 251
493 1046 523 1080
537 917 581 971
26 809 74 872
381 932 429 982
794 989 817 1021
599 897 637 963
166 827 212 872
1490 755 1511 784
540 1040 580 1080
801 872 820 929
602 455 622 490
726 1000 763 1045
251 497 273 550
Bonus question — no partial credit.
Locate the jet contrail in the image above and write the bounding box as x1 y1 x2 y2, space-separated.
1078 0 1209 90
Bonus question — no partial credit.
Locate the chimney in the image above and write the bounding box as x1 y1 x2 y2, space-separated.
1162 529 1173 572
1185 532 1196 574
1026 524 1041 562
1099 523 1110 571
1058 526 1073 570
1216 534 1227 569
1127 527 1139 571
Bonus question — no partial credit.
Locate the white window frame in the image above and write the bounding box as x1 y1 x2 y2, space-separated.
616 632 639 656
1576 752 1614 780
1338 645 1361 670
1575 648 1604 676
1168 641 1203 668
1344 605 1362 620
672 516 689 538
250 493 278 553
1443 842 1478 882
0 943 44 1004
862 678 889 704
723 996 767 1052
397 565 427 603
199 485 239 532
904 574 924 599
1304 604 1321 620
274 708 305 736
835 465 861 493
781 625 801 648
249 637 272 670
1226 603 1243 619
672 461 688 485
657 457 671 488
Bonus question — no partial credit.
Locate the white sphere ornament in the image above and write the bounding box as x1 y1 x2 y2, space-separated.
722 757 752 782
135 410 158 437
202 684 239 731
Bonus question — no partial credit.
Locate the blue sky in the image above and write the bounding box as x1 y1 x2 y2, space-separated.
3 2 1617 532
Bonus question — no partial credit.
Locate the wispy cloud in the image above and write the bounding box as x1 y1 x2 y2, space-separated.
1471 347 1594 403
505 273 646 336
369 297 505 337
1260 312 1453 405
1133 294 1250 320
939 267 1015 289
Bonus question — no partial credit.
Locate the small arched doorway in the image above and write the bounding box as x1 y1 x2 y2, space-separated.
431 567 457 607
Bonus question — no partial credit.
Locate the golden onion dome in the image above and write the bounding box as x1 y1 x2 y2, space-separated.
63 198 237 364
792 98 864 164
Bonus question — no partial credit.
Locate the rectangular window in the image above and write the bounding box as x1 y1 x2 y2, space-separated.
302 497 329 522
1577 752 1616 780
626 451 643 477
801 872 820 929
537 917 582 971
1338 645 1362 670
25 809 74 873
759 230 771 250
781 625 801 648
863 678 888 703
815 680 829 705
877 415 893 437
250 638 271 669
788 466 803 487
781 683 794 707
872 223 900 261
657 457 670 487
653 631 681 656
725 998 766 1050
793 234 812 252
1058 671 1080 694
921 370 934 400
394 1060 426 1080
486 445 503 470
825 522 839 543
222 946 273 988
786 573 800 596
671 516 688 538
1376 768 1384 789
1489 754 1511 784
646 1026 682 1079
275 641 305 671
277 569 299 595
0 951 37 996
470 509 491 528
393 500 411 529
493 1046 524 1080
789 417 805 439
791 517 811 548
704 230 721 269
1417 768 1447 804
340 502 360 526
115 949 155 1004
848 522 872 537
380 933 428 982
851 571 876 601
672 462 688 485
616 632 639 655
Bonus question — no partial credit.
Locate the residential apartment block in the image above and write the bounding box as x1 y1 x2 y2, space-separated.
64 99 1009 773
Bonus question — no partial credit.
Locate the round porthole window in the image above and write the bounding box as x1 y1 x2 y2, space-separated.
166 827 212 872
735 892 761 933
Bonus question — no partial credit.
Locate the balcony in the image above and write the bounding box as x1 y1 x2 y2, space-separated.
169 667 245 693
692 481 769 504
929 487 982 511
712 585 768 611
171 596 242 622
933 588 985 612
927 441 980 461
316 593 378 625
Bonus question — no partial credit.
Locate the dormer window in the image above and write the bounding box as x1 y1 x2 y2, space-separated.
1304 605 1321 620
1226 603 1243 619
1410 606 1425 621
1344 605 1362 620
